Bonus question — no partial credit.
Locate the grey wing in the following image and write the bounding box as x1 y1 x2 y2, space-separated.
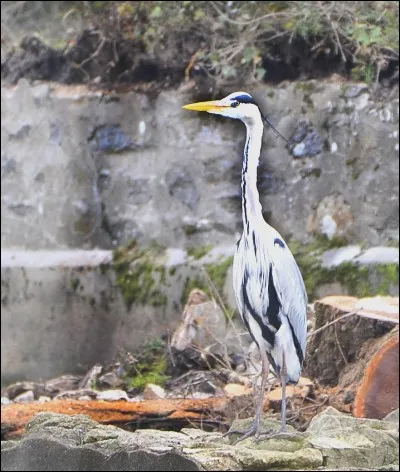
270 241 308 359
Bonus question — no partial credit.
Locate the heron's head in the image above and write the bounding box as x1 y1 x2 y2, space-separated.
183 91 288 143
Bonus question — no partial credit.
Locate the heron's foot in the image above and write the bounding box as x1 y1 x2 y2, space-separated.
222 422 273 445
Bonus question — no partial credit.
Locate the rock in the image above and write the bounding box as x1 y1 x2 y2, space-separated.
1 409 398 471
165 166 199 210
44 375 82 396
54 390 98 400
321 246 362 268
343 85 369 98
307 407 399 470
383 409 399 424
97 390 129 402
98 371 124 389
143 384 166 400
14 391 34 404
290 121 323 157
308 194 354 240
1 397 11 405
3 381 42 400
79 364 103 389
354 247 399 265
89 124 138 153
170 289 232 372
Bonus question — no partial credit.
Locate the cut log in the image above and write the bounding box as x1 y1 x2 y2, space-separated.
305 295 399 420
353 332 399 419
305 296 399 386
1 397 234 440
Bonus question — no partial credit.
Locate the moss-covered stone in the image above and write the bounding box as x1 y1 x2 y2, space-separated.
129 357 169 389
183 224 197 236
187 245 213 260
181 256 234 306
70 277 80 291
112 240 167 309
288 237 398 301
206 256 234 295
376 263 399 294
123 337 170 390
295 81 317 94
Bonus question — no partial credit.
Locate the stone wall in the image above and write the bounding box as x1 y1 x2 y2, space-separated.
2 79 399 251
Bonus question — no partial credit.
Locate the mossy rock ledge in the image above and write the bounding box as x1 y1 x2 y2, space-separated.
111 240 398 315
1 407 398 471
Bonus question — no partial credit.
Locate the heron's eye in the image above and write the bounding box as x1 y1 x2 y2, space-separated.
231 101 239 108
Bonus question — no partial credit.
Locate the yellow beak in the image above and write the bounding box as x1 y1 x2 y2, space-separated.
182 100 228 112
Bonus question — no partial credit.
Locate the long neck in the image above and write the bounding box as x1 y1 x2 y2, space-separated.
241 120 264 233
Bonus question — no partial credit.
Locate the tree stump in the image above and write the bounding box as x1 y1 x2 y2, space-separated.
305 295 399 419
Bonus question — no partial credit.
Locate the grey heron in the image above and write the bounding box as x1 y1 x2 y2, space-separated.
183 92 308 443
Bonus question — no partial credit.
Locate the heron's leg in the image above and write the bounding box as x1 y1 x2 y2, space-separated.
222 350 270 444
256 350 302 441
253 349 269 438
280 350 287 433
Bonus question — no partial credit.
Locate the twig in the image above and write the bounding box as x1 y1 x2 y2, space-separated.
334 322 348 365
307 309 360 338
79 35 107 68
331 21 347 62
210 1 289 26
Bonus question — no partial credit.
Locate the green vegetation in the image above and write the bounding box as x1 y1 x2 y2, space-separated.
124 337 170 390
181 255 234 307
2 1 397 87
112 240 167 309
288 237 399 301
187 244 213 260
376 263 399 293
70 277 80 291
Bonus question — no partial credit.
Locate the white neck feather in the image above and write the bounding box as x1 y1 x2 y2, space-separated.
241 120 264 230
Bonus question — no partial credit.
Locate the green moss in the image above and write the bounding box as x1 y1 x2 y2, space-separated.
180 256 234 306
125 338 170 390
346 157 361 180
183 224 197 236
187 244 213 260
112 240 167 309
288 237 398 301
73 216 93 236
300 168 321 179
155 266 166 284
376 263 399 294
333 262 372 297
70 277 80 291
129 357 169 389
181 276 208 305
295 82 316 94
169 267 177 276
205 256 234 295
